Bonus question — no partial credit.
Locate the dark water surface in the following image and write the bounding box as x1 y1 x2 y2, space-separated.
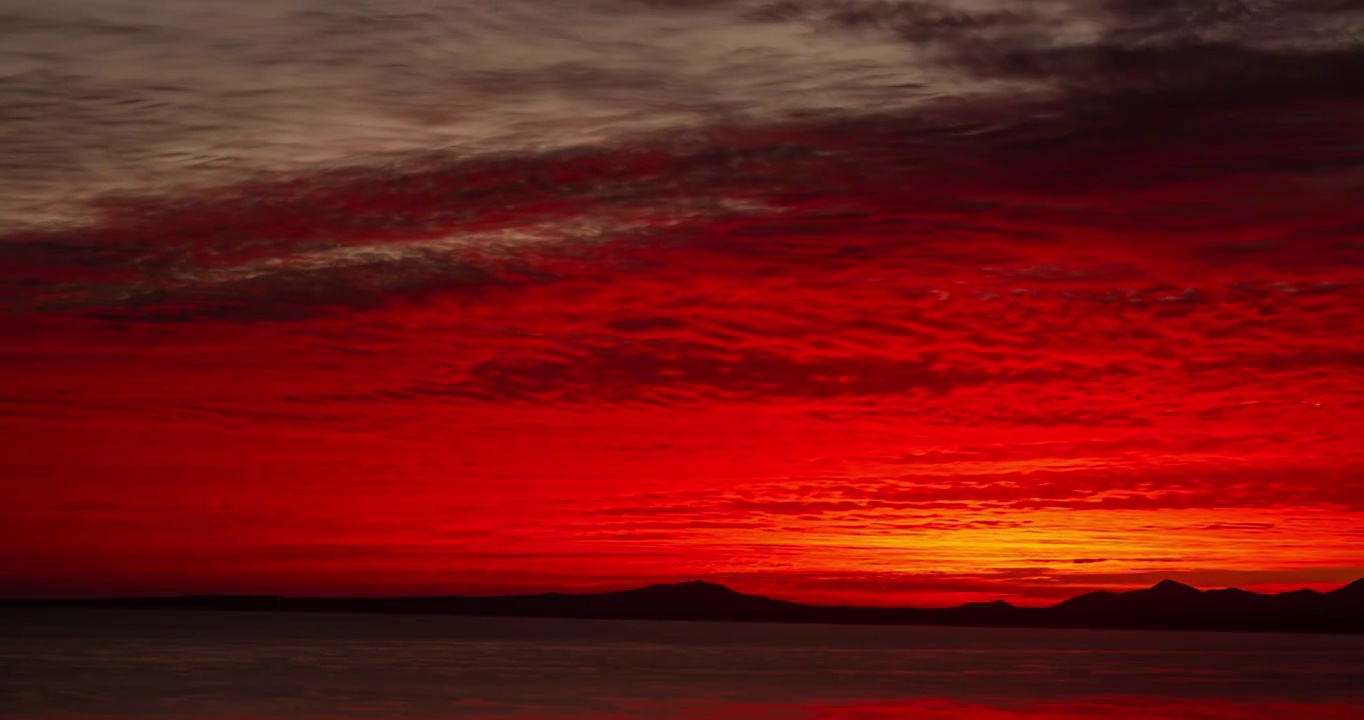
1 609 1362 718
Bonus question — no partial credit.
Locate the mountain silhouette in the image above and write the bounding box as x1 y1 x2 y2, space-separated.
1329 578 1364 602
6 578 1362 635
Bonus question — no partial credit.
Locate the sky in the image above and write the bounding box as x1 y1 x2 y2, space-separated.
1 0 1362 607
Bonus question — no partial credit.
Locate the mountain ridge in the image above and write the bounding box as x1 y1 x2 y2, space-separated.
5 578 1362 635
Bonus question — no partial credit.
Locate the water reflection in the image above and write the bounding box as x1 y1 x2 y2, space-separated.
2 610 1362 719
464 699 1364 719
792 699 1363 720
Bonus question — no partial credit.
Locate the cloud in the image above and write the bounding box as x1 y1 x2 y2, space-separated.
1 0 1362 601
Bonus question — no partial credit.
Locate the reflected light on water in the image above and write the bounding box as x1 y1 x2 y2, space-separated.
480 699 1364 720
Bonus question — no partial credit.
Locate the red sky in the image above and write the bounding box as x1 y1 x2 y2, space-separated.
2 1 1363 607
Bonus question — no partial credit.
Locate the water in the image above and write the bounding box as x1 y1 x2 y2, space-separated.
2 609 1362 718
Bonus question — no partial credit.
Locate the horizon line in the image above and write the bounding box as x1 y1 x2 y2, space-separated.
6 576 1361 611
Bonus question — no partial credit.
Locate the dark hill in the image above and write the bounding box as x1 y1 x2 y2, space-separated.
6 578 1362 635
1329 578 1364 602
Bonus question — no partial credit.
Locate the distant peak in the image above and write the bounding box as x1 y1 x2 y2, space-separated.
1149 579 1200 594
640 580 739 595
1329 577 1364 596
673 580 733 590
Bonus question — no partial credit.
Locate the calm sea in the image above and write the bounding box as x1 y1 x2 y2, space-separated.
1 609 1362 719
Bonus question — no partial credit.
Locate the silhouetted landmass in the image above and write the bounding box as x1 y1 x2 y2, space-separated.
6 578 1364 634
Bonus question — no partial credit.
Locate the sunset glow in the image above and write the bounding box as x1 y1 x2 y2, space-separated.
2 0 1362 608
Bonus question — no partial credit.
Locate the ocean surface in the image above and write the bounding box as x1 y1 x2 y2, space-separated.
1 609 1362 719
